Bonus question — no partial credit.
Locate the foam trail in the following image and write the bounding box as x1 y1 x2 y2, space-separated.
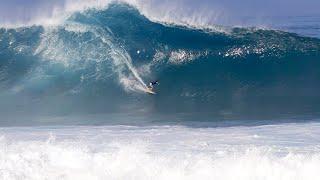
109 47 149 92
95 27 148 91
117 50 148 88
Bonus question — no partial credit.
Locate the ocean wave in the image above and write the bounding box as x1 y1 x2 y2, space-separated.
0 3 320 121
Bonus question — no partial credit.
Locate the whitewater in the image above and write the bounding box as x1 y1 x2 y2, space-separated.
1 0 320 179
1 123 320 180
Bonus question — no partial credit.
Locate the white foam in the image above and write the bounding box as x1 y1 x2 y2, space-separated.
168 50 199 65
0 122 320 180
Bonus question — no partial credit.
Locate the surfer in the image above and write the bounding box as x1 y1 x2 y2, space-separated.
148 80 159 89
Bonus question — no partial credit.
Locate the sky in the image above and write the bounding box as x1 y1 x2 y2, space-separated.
0 0 319 26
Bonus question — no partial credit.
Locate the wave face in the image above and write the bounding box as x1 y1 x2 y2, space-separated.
1 3 320 124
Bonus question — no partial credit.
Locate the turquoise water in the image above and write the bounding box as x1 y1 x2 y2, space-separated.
0 3 320 125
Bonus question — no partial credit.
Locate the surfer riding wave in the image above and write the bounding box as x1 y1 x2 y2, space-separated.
148 80 159 90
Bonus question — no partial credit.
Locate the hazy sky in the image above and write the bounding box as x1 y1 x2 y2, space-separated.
0 0 319 25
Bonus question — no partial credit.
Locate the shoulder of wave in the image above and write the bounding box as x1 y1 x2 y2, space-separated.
135 10 275 35
143 18 277 36
139 15 232 35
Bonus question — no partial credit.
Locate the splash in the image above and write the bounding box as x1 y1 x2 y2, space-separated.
1 123 320 179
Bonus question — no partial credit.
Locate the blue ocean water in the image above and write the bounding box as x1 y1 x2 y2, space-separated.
239 15 320 38
0 2 320 179
0 3 320 125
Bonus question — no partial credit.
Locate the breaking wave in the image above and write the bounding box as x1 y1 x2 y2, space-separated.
1 3 320 123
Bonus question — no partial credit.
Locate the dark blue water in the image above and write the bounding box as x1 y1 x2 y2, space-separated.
0 3 320 126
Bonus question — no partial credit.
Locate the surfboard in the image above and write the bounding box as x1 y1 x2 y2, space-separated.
144 87 156 95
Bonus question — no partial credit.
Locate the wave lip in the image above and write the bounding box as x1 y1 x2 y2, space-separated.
0 0 227 33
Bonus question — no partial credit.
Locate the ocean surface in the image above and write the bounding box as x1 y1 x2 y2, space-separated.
0 2 320 179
